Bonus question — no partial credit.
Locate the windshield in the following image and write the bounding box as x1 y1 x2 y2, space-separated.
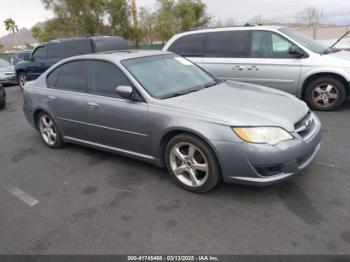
122 54 218 99
17 51 31 60
279 27 326 54
0 59 9 67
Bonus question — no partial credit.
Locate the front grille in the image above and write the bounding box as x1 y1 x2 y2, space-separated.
294 111 316 139
255 165 282 177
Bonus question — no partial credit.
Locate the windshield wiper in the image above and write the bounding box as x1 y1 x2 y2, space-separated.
204 79 223 88
163 88 202 99
323 30 350 54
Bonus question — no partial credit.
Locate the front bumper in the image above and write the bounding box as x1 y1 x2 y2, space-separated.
212 115 322 186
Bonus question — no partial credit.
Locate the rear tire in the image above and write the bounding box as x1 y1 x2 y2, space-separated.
304 77 346 111
37 112 64 148
165 133 221 193
17 72 26 90
0 99 5 109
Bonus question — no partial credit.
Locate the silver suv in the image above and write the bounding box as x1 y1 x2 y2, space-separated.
164 26 350 111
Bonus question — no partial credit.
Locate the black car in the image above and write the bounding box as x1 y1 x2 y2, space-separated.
11 50 32 65
0 84 6 109
15 36 130 89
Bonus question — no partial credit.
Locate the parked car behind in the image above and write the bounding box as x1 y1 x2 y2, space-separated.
15 36 130 89
23 50 321 193
0 83 6 109
0 58 16 85
164 25 350 111
10 50 32 65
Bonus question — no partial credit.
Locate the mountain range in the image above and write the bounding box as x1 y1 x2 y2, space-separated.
0 27 37 51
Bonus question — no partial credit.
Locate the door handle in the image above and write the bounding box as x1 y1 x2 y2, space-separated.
233 65 244 71
88 102 98 109
48 95 56 101
247 65 260 71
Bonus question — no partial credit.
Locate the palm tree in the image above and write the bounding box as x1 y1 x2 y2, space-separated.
4 18 19 49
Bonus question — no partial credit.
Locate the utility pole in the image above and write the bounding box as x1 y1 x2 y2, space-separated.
131 0 138 27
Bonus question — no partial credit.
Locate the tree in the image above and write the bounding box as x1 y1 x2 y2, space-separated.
154 0 177 43
139 7 156 43
174 0 210 31
248 14 274 25
154 0 210 43
31 26 42 41
4 18 19 49
296 6 323 26
105 0 132 38
41 0 106 37
0 43 4 50
211 18 235 27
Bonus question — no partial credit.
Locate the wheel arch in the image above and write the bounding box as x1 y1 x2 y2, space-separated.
15 69 26 78
158 128 221 170
300 72 350 98
33 108 45 130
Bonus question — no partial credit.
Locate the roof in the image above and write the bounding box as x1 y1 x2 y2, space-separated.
62 50 172 63
178 25 284 35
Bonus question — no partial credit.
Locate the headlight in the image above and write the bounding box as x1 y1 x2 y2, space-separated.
233 127 293 145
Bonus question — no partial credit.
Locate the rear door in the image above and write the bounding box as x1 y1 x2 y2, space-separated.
201 30 250 82
44 42 63 71
245 30 302 94
45 60 92 141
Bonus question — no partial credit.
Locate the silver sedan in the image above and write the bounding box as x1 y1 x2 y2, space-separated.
23 50 321 193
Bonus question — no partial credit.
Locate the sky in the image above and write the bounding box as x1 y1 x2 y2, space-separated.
1 0 350 37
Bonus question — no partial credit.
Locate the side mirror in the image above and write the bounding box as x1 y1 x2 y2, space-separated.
289 46 305 58
116 85 134 99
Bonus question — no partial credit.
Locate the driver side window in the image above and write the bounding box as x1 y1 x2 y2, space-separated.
32 46 47 60
251 31 294 58
87 60 132 98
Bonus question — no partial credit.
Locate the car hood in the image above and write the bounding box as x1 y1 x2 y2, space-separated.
0 65 15 73
322 50 350 67
162 81 309 131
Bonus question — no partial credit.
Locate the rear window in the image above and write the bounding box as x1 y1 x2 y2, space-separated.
55 61 88 92
168 33 205 57
204 31 250 58
47 67 61 88
63 39 93 58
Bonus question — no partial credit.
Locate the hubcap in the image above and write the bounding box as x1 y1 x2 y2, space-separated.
169 142 209 187
39 115 57 146
312 84 338 108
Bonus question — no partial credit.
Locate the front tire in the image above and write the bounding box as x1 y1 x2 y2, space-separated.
304 77 346 111
165 134 221 193
17 72 26 90
37 112 64 148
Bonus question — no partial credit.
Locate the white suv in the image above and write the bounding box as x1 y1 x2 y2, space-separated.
163 26 350 111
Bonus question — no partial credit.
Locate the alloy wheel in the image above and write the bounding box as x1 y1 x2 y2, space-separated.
19 73 26 89
311 84 339 108
39 115 57 146
169 142 209 187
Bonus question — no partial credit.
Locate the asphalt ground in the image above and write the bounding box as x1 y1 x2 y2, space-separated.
0 85 349 255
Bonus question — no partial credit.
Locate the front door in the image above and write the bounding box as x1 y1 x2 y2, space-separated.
83 60 150 156
244 30 302 94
